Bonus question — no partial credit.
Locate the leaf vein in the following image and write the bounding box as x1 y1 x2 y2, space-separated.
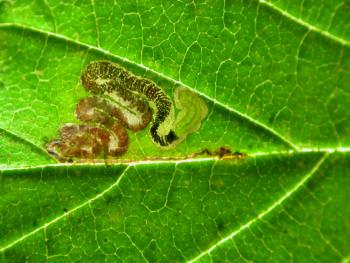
0 126 54 161
1 148 350 171
258 0 350 47
188 152 329 262
0 22 299 151
0 165 130 253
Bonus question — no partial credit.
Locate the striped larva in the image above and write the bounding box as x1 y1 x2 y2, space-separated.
81 60 178 146
46 60 208 161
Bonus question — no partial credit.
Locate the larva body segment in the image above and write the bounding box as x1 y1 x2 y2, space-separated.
81 60 178 146
46 60 208 162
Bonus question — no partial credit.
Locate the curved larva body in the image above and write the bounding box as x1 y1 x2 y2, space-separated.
46 60 208 162
81 60 178 146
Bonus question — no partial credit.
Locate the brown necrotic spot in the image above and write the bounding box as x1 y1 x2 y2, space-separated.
46 60 209 161
46 123 128 161
81 60 177 146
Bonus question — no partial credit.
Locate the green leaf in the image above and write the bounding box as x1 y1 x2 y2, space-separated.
0 0 349 262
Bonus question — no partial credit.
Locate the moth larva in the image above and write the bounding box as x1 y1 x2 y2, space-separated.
46 60 208 162
81 60 178 146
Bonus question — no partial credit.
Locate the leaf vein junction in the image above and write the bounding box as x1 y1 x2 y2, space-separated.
0 166 130 253
188 152 329 262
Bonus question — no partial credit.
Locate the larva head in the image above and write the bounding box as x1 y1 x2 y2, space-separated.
81 61 116 94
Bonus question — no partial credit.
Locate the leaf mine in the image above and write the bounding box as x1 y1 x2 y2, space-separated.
46 60 208 161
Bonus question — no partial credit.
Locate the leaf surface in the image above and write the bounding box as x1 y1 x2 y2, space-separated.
0 0 349 262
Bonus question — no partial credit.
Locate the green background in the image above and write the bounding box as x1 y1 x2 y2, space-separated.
0 0 349 262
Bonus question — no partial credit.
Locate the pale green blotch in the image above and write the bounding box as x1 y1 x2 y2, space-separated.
172 86 208 144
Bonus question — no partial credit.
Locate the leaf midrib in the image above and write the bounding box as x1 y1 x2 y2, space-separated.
1 148 350 172
0 4 349 261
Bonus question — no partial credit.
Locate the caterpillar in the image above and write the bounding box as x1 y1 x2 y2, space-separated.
46 60 208 162
81 60 178 146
